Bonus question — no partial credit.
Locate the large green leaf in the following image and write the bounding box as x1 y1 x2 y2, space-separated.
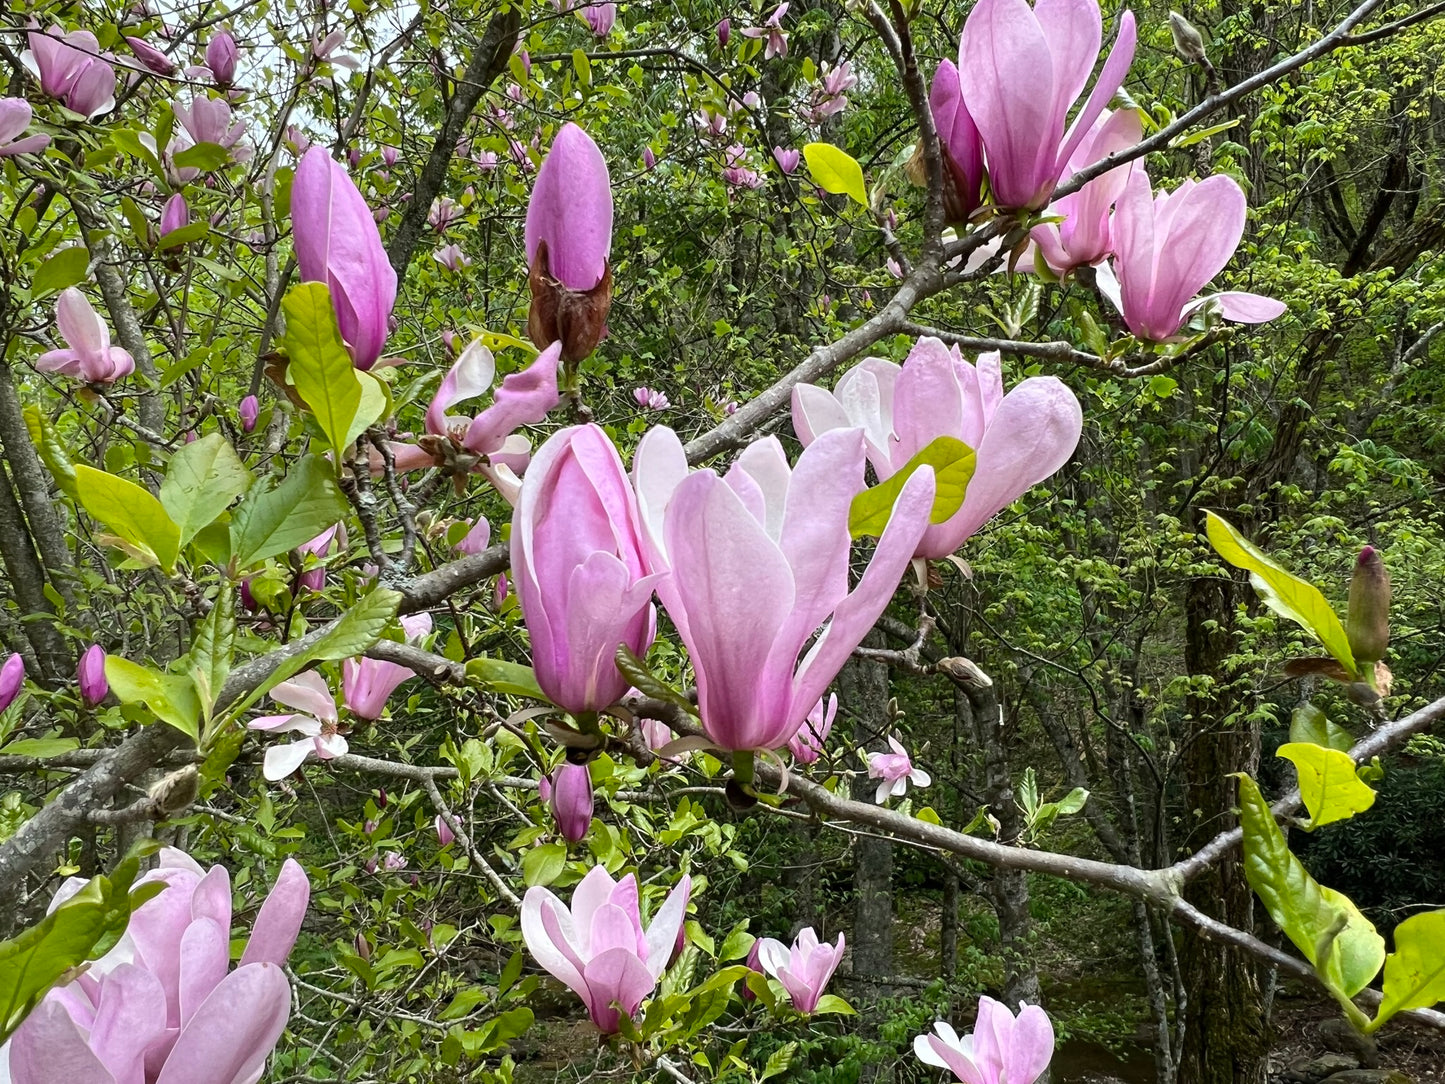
1276 743 1376 829
1237 773 1383 1000
1288 703 1354 753
467 658 546 700
105 657 201 742
803 143 868 207
30 248 90 300
849 436 975 539
23 405 77 501
1373 910 1445 1030
190 586 235 724
1204 513 1356 677
229 456 347 568
74 465 181 574
0 858 161 1042
281 283 384 460
160 434 252 546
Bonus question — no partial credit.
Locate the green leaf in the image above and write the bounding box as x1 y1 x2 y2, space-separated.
803 143 868 207
170 141 232 171
466 658 546 700
849 436 975 539
74 465 181 574
105 657 201 742
761 1042 798 1081
160 434 252 545
811 994 857 1015
190 586 235 725
572 48 591 88
341 370 390 451
1373 910 1445 1030
521 843 567 887
0 737 80 758
1204 513 1356 677
281 282 366 460
1237 773 1383 1000
229 456 347 568
30 248 90 300
23 406 77 501
614 645 698 715
157 221 209 249
1288 703 1354 753
1276 743 1376 829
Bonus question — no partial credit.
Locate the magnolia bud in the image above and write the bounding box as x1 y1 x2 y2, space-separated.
78 644 108 708
550 760 593 842
1347 545 1390 668
435 814 455 847
239 394 259 432
0 653 24 713
148 766 199 813
354 931 371 959
1168 11 1208 64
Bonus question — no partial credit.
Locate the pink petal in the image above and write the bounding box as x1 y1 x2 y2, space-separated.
268 670 337 725
153 963 291 1084
425 339 495 436
461 343 562 456
7 998 114 1084
1189 290 1287 324
238 858 310 969
525 123 612 291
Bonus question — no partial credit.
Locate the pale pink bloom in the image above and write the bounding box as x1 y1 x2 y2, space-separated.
788 693 836 763
171 94 249 161
755 928 844 1013
886 257 903 279
124 35 176 76
295 522 344 593
77 644 108 707
914 997 1055 1084
205 30 238 84
1029 108 1142 276
549 761 593 841
341 613 433 720
312 30 360 70
742 4 789 59
474 149 500 171
867 735 930 803
583 1 616 36
2 848 308 1084
381 851 406 872
428 196 460 231
521 866 691 1033
633 386 670 410
742 91 762 109
772 146 800 174
37 288 135 384
435 815 455 847
455 517 491 555
433 242 471 272
792 337 1083 559
248 670 346 779
22 27 117 119
239 394 259 432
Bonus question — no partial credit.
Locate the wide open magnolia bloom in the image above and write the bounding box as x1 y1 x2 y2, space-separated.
3 848 309 1084
22 27 117 120
248 670 346 780
958 0 1136 211
1096 170 1287 341
37 289 135 385
521 865 690 1033
913 997 1055 1084
341 612 432 720
755 928 844 1013
1029 107 1141 276
292 145 397 370
633 426 934 753
792 337 1082 560
0 98 50 158
513 424 658 715
867 735 931 803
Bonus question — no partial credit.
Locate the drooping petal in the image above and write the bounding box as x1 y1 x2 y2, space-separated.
262 740 313 781
461 343 562 456
425 340 496 436
153 963 291 1084
238 858 310 968
1185 291 1288 325
267 671 337 725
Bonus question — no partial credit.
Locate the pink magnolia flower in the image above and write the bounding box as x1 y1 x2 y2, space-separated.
772 146 800 174
914 997 1055 1084
632 426 934 753
549 760 594 841
583 2 616 36
695 109 727 140
381 145 399 166
867 735 930 803
428 196 460 231
171 94 249 160
0 653 24 713
205 30 238 84
723 145 763 189
804 60 855 122
238 394 259 432
1029 108 1141 276
717 18 731 46
1096 170 1287 341
341 612 433 720
381 851 406 872
521 866 691 1033
435 814 455 847
248 670 347 779
633 386 670 411
312 29 360 70
22 27 117 119
755 928 845 1013
742 4 789 60
433 242 471 272
125 36 176 76
512 425 658 714
0 99 49 158
37 289 135 385
158 192 189 240
787 693 836 763
642 146 657 170
792 336 1083 559
929 60 984 221
2 848 309 1084
526 123 612 292
292 146 397 369
959 0 1137 210
295 522 344 593
886 257 903 279
77 644 108 707
455 517 491 555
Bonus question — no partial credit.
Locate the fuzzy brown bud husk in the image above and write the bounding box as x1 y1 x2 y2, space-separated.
1168 11 1208 64
526 240 613 364
1346 545 1390 669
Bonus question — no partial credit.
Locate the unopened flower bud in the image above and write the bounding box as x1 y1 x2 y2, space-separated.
1347 545 1390 669
0 654 24 713
550 760 593 842
435 814 455 847
78 644 108 707
239 394 259 432
1168 11 1208 64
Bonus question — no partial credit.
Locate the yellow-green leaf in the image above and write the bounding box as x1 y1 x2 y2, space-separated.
74 465 181 574
105 657 201 742
160 433 252 545
282 282 364 462
1288 703 1353 752
1373 910 1445 1031
24 406 77 501
1276 743 1376 829
803 143 868 207
849 436 975 539
1204 512 1356 677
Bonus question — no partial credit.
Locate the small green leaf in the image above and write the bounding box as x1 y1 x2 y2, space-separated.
105 657 201 742
614 645 698 715
572 48 591 88
1277 743 1376 829
761 1042 797 1081
74 465 181 574
1288 704 1353 753
0 738 80 758
281 282 365 461
170 141 232 171
30 248 90 300
190 586 235 724
803 143 868 207
521 843 567 887
160 434 252 545
229 456 347 568
1237 773 1383 1000
466 658 545 700
1204 513 1356 677
849 436 975 539
23 406 77 501
1373 910 1445 1030
811 994 857 1016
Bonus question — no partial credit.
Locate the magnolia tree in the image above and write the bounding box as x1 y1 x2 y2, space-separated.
0 0 1441 1082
